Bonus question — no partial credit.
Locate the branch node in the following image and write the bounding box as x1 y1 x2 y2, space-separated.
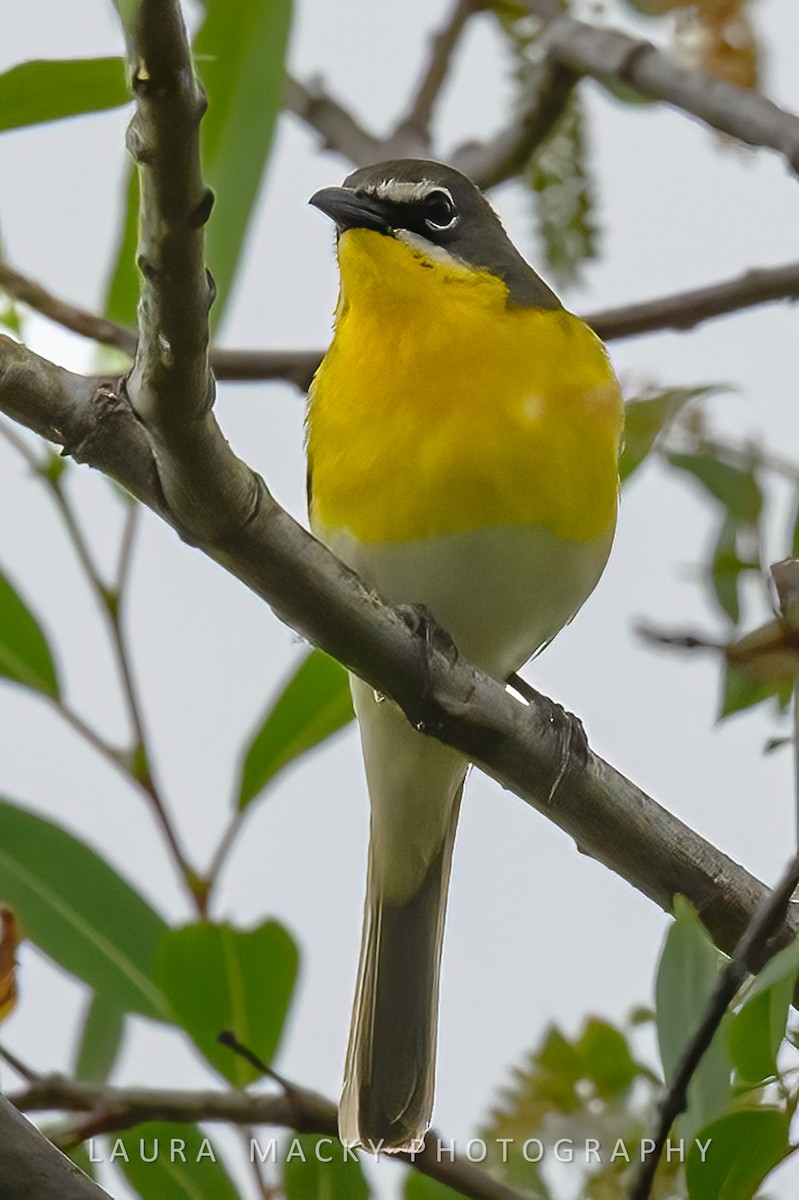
191 188 215 229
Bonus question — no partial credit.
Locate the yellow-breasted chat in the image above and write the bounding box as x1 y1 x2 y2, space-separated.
306 159 623 1152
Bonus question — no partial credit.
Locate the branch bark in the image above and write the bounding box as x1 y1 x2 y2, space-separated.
0 1097 110 1199
529 6 799 173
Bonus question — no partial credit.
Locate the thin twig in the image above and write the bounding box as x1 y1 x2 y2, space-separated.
392 0 483 152
0 261 137 356
11 1073 526 1200
48 472 197 902
284 75 382 166
589 261 799 342
5 256 799 389
631 849 799 1200
0 414 198 904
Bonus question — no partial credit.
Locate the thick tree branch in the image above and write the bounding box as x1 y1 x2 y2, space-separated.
11 1075 522 1200
527 7 799 173
1 332 796 978
0 1097 110 1199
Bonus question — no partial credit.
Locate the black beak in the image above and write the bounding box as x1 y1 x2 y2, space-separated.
309 186 391 234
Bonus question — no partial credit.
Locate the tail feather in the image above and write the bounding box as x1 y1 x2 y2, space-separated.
339 787 462 1152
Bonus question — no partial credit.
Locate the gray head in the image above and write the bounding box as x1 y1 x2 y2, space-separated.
310 159 560 310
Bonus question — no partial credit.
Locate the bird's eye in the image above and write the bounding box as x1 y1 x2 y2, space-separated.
422 189 457 232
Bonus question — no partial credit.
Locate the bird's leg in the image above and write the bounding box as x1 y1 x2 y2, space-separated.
507 672 589 800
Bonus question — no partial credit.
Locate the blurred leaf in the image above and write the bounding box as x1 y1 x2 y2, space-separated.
620 386 718 482
115 1122 240 1200
727 981 791 1086
685 1109 790 1200
0 298 22 336
665 452 762 525
709 513 757 626
238 649 353 811
103 168 140 330
0 57 128 133
0 571 59 697
283 1134 369 1200
0 907 20 1022
727 933 799 1083
73 992 125 1083
0 799 170 1020
719 662 792 721
526 94 597 286
194 0 293 330
480 1017 649 1196
405 1174 462 1200
655 897 732 1140
155 919 298 1086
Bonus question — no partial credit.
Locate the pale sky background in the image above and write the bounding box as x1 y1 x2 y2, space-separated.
1 1 799 1197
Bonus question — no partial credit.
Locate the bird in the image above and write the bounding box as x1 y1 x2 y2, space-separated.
305 159 623 1153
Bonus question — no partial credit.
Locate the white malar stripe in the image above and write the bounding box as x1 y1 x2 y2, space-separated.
394 227 470 273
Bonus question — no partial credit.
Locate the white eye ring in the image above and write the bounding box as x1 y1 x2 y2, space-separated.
423 188 458 232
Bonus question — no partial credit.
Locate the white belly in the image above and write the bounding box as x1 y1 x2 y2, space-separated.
319 522 614 679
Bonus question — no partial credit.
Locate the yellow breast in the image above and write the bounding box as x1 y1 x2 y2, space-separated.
307 228 623 545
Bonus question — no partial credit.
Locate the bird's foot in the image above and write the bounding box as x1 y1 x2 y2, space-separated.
396 603 459 667
508 673 589 801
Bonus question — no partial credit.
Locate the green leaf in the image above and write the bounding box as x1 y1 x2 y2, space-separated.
685 1109 791 1200
572 1017 641 1099
710 513 757 626
73 992 125 1083
114 1122 241 1200
283 1134 369 1200
0 298 22 336
238 649 354 811
666 452 762 525
719 662 792 721
0 58 128 133
405 1175 462 1200
619 387 719 482
155 919 299 1086
0 799 169 1020
0 571 59 697
194 0 293 330
655 897 732 1140
727 934 799 1083
103 168 140 330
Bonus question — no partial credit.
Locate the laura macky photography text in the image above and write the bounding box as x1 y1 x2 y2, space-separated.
88 1135 713 1167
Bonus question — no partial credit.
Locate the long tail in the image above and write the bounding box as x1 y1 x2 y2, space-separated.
339 679 466 1152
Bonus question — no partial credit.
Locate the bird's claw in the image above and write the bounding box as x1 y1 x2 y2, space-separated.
544 699 589 801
